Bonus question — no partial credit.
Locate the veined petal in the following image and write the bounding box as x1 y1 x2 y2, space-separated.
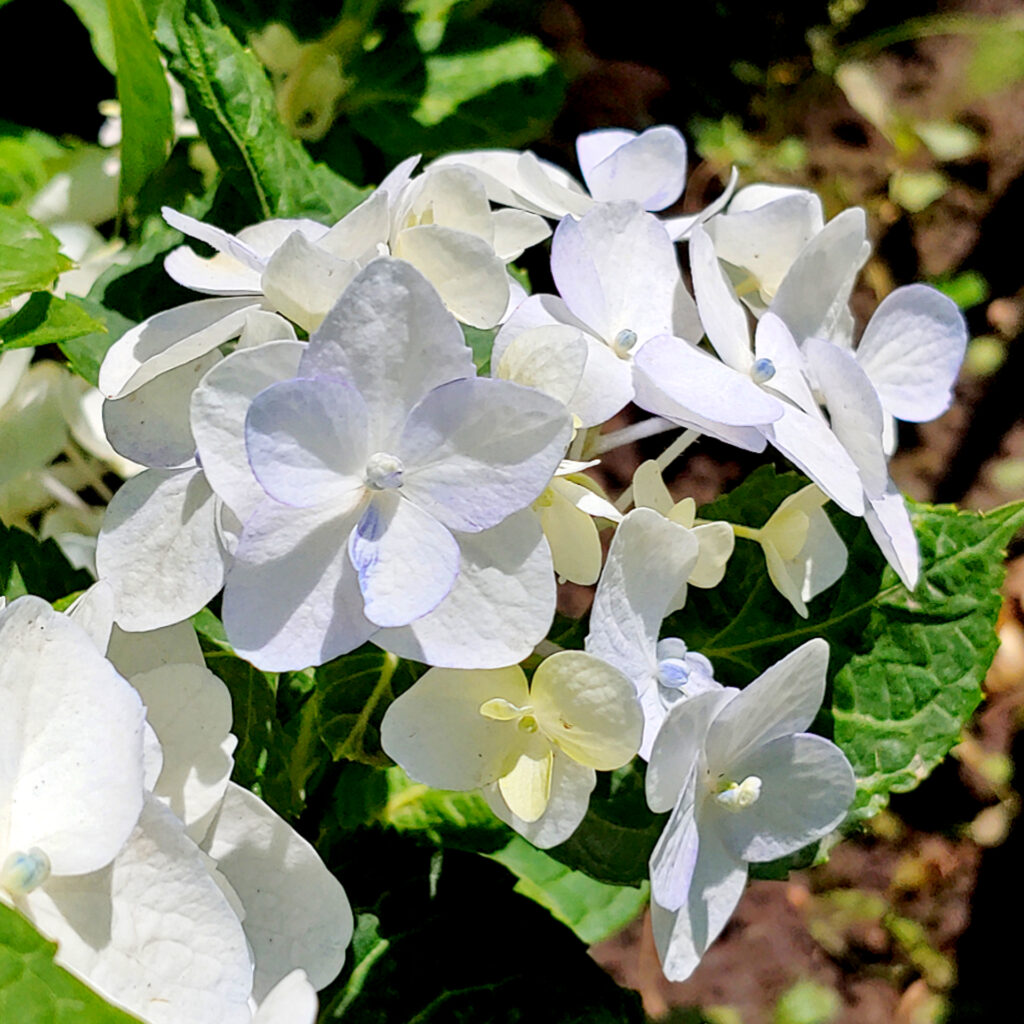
223 499 374 671
531 650 642 770
192 340 305 523
714 733 855 863
348 492 459 627
536 482 603 585
374 511 554 669
498 745 554 822
202 783 353 1000
96 467 226 631
855 283 967 423
494 324 587 409
399 377 571 533
245 376 368 510
301 259 474 448
381 665 530 791
648 763 700 911
706 638 829 771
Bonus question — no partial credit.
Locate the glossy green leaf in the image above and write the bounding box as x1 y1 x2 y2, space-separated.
0 209 71 305
0 904 143 1022
164 3 366 221
833 500 1024 817
489 835 648 944
0 293 105 352
110 0 175 201
57 297 134 386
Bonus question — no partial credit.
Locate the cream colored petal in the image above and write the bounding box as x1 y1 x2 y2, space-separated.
689 522 735 589
497 744 553 823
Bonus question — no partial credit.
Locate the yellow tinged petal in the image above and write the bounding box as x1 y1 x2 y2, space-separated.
762 508 810 561
498 747 553 822
762 541 808 618
689 522 735 588
531 651 642 770
538 484 603 585
667 496 697 529
633 460 674 515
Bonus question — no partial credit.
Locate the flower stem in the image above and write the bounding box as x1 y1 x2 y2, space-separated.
585 416 679 457
614 428 702 512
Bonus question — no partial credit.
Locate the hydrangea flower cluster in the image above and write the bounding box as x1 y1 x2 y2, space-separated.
5 121 971 1000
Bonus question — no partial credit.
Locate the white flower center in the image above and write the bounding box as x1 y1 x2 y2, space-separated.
1 847 51 895
750 358 776 385
611 328 638 359
365 451 404 490
714 775 762 811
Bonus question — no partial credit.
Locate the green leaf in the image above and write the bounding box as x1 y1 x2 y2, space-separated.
461 324 494 375
315 646 420 767
0 903 144 1022
0 521 93 602
164 3 366 221
0 293 106 352
57 297 134 386
62 0 118 72
0 209 72 305
929 269 989 311
489 835 648 944
833 500 1024 817
381 765 508 852
110 0 175 202
0 127 65 207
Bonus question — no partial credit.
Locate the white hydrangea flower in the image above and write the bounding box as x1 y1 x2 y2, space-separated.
645 639 855 981
381 651 642 849
494 202 703 426
586 508 722 758
222 258 570 670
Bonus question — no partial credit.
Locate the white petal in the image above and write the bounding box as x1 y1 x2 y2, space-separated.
203 783 353 1000
162 206 266 272
106 619 206 678
865 482 919 590
515 150 593 217
551 203 694 343
394 224 510 328
490 208 550 260
253 970 318 1024
855 284 967 422
493 324 587 409
762 402 865 516
586 508 699 693
689 223 753 372
0 597 145 875
98 297 258 399
133 663 234 841
223 499 374 671
381 665 530 791
261 231 360 331
662 166 740 241
770 208 869 345
752 312 818 414
578 126 687 210
245 376 368 509
22 795 253 1024
102 348 220 467
348 493 459 626
690 522 735 589
714 733 855 862
301 259 474 449
538 480 605 585
318 190 390 262
632 334 783 427
96 468 227 631
191 340 305 522
650 827 748 982
804 336 888 498
483 750 595 849
399 377 571 532
65 580 116 652
374 511 554 669
648 765 700 910
706 638 830 771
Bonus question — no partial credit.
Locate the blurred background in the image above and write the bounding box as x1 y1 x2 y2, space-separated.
3 0 1024 1019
